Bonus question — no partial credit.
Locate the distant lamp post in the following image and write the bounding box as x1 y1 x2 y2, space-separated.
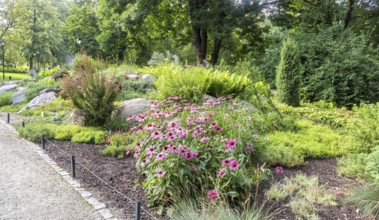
76 38 81 52
1 40 5 85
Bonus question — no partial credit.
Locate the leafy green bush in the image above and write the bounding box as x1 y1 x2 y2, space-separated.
61 54 120 126
366 147 379 184
20 97 73 117
118 80 155 101
24 81 59 101
276 37 301 107
0 66 28 73
0 92 13 107
151 64 209 102
39 66 60 78
349 103 379 153
297 24 379 108
72 131 105 144
102 133 133 158
337 153 369 179
18 123 58 142
206 70 252 98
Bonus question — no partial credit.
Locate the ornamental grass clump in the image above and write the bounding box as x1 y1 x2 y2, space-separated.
61 54 120 126
121 96 273 212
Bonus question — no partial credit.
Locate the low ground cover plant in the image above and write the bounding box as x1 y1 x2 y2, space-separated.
0 92 14 107
24 80 59 101
18 122 105 144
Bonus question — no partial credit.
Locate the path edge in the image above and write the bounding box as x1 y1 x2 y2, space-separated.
0 119 117 220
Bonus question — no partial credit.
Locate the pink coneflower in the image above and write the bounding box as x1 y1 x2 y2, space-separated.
217 169 226 178
191 165 198 171
209 120 218 128
151 131 163 139
141 157 149 167
135 114 146 122
229 159 239 170
156 152 167 161
225 139 237 152
170 145 178 153
147 146 156 157
185 151 199 160
200 137 209 143
222 159 231 165
207 189 220 200
144 123 155 131
167 120 179 130
246 143 254 153
155 170 166 177
276 166 284 175
214 127 223 132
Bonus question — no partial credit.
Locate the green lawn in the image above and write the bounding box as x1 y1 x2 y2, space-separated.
0 72 31 81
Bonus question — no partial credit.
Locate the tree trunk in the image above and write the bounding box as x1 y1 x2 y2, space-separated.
344 0 355 29
210 38 222 66
29 56 34 70
188 0 208 66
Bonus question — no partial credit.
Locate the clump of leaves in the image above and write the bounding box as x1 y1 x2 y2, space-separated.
61 54 120 126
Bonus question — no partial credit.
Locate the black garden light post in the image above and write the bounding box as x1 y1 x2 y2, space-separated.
1 40 5 85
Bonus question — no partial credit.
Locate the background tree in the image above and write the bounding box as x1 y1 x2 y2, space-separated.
276 37 301 107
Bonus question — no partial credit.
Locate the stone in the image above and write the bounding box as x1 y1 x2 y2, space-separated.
11 87 26 105
141 74 156 82
39 88 60 95
19 92 57 112
116 98 151 120
66 109 86 125
125 73 139 80
52 69 68 80
0 84 17 95
202 94 218 102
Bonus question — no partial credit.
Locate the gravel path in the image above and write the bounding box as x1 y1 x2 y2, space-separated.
0 121 103 220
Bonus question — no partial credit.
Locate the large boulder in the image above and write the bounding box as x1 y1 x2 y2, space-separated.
11 87 26 105
116 98 151 120
202 94 218 102
141 74 156 82
66 109 86 125
0 84 17 95
52 69 68 80
19 92 57 112
39 88 60 95
125 73 139 81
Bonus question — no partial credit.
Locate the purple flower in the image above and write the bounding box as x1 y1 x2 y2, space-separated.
225 139 237 152
151 131 163 139
214 127 223 132
276 166 284 175
217 169 226 178
207 189 220 200
221 159 231 165
167 120 179 130
156 152 167 161
200 137 209 143
246 143 254 153
229 160 239 170
143 123 155 131
209 120 218 128
155 170 166 177
146 146 156 157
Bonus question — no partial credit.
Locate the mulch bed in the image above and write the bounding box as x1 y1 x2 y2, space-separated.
39 139 374 220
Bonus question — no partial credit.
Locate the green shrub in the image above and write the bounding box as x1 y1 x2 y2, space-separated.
350 103 379 153
39 66 60 78
20 97 73 117
18 123 58 142
71 130 105 144
276 37 301 107
297 24 379 108
206 70 252 98
118 80 155 101
0 103 26 113
263 120 352 164
337 153 369 179
0 66 28 73
102 133 133 158
17 123 105 144
152 64 209 102
61 54 120 126
260 143 304 168
366 147 379 184
0 92 13 107
347 184 379 217
24 81 59 101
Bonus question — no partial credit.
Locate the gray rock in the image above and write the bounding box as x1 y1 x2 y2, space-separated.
0 84 17 95
141 74 156 82
11 87 26 105
125 74 139 80
39 88 60 95
116 98 151 120
202 94 218 102
19 92 57 112
66 109 86 125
